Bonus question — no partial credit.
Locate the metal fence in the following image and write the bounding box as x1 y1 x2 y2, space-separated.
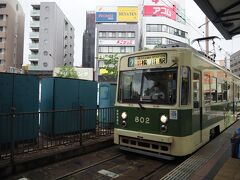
0 107 115 165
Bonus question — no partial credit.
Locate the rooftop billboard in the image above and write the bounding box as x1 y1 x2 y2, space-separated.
96 6 138 23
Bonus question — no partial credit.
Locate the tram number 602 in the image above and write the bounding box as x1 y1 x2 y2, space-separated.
135 116 150 124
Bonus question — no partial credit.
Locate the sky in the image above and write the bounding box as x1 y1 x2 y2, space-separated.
18 0 240 67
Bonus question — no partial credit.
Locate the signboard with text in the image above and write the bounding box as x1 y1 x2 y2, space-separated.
144 5 176 20
95 6 139 23
99 39 135 46
117 7 138 22
96 12 117 22
128 54 168 67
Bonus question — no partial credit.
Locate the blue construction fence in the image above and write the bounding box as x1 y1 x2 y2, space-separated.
0 72 116 163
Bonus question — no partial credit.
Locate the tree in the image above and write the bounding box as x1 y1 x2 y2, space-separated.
56 65 79 79
99 53 119 79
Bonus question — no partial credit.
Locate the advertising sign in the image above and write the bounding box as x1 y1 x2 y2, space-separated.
96 12 117 22
144 5 176 20
99 39 135 46
117 7 138 22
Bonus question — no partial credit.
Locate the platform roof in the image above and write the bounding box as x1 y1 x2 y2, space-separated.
194 0 240 40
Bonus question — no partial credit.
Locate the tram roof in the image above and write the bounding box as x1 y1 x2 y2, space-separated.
194 0 240 40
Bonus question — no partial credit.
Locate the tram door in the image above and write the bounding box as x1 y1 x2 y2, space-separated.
193 71 202 145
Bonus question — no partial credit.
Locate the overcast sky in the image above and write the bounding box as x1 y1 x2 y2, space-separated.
18 0 240 66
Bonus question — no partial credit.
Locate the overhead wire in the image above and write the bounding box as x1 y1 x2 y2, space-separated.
158 0 232 57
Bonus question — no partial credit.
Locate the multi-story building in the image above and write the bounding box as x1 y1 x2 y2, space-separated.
142 0 189 49
0 0 24 73
82 11 95 68
29 2 74 75
95 6 139 82
230 50 240 77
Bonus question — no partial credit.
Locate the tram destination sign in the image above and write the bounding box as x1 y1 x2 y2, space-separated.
128 53 167 67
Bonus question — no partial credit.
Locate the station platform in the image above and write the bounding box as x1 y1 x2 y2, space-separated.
161 120 240 180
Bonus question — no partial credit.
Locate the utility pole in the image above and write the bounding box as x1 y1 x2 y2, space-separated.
205 16 209 55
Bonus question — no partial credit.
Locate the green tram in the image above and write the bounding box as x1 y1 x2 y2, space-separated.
114 43 240 160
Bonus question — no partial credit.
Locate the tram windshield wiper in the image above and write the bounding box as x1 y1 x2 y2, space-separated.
138 101 145 110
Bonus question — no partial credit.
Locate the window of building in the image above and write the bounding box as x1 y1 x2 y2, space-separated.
43 62 48 67
108 32 113 37
45 6 49 11
146 24 186 38
0 48 4 54
98 46 135 53
43 51 48 56
31 61 38 66
0 4 6 9
0 59 5 65
146 37 162 45
0 15 3 20
0 27 3 32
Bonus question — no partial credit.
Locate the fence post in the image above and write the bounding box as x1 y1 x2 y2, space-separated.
79 106 83 146
10 107 16 168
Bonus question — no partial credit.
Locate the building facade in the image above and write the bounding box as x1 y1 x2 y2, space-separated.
142 0 189 49
230 50 240 77
28 2 74 75
0 0 24 72
95 6 139 82
82 11 96 68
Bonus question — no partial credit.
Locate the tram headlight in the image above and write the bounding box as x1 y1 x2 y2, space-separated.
160 124 168 132
121 112 127 120
160 115 168 124
122 120 127 127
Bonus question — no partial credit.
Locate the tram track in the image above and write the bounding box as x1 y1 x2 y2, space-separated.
139 162 169 180
55 153 123 179
10 146 181 180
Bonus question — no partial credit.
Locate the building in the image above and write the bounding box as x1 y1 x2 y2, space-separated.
230 50 240 77
142 0 189 49
28 2 74 75
95 6 139 82
82 11 95 68
0 0 24 73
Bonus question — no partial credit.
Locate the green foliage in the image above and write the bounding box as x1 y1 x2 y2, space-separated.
56 65 79 79
99 54 119 79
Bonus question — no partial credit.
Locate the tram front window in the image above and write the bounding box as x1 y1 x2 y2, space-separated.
118 67 177 105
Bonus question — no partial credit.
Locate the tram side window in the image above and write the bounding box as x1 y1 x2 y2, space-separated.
181 66 190 105
217 82 223 101
234 84 238 101
223 82 228 101
228 83 233 102
238 86 240 100
211 77 217 102
203 74 211 104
